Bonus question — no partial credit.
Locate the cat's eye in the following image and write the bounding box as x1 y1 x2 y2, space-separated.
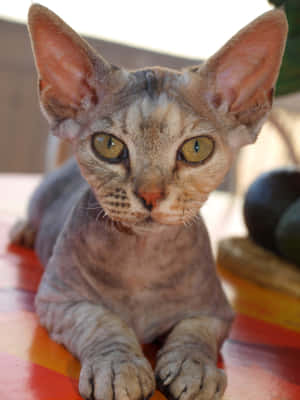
92 132 128 163
178 136 214 164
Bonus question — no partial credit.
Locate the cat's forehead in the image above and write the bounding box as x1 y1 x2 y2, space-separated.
115 94 184 141
103 91 213 144
110 67 190 114
98 67 212 136
130 67 181 98
85 65 219 146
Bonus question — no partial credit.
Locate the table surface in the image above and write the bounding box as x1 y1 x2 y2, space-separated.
0 175 299 400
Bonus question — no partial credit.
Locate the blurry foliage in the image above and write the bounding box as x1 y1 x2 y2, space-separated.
269 0 285 6
269 0 300 95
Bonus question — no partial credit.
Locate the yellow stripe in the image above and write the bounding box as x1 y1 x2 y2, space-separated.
219 266 300 333
0 311 80 378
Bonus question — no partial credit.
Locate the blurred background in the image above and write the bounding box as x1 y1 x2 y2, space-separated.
0 0 299 194
0 1 273 59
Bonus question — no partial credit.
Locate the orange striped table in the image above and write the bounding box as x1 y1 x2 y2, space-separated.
0 176 299 400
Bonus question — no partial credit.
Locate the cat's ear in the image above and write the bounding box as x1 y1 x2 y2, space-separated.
188 9 288 146
28 4 123 134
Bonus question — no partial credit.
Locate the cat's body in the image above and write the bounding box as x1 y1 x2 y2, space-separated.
29 158 232 344
27 158 84 264
11 5 287 400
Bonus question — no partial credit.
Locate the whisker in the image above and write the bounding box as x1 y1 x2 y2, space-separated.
96 208 106 222
82 205 102 211
181 207 200 229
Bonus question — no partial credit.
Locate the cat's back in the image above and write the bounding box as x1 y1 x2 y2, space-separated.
28 158 88 264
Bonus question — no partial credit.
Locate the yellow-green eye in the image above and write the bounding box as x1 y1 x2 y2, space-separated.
92 132 128 163
178 136 214 164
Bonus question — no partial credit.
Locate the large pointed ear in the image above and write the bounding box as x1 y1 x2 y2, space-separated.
28 4 120 131
188 9 288 146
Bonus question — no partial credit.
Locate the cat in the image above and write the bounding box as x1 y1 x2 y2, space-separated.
10 4 287 400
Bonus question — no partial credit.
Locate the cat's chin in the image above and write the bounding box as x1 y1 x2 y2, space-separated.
105 209 199 234
119 217 167 235
114 214 188 235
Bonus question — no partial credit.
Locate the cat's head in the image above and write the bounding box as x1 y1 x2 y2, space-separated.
28 4 287 229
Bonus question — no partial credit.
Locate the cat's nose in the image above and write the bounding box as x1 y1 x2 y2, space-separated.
137 187 164 211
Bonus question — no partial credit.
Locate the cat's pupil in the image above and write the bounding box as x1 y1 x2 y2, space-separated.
107 136 114 149
194 140 200 153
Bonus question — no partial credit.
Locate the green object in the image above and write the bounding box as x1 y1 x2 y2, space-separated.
276 198 300 266
269 0 285 6
269 0 300 95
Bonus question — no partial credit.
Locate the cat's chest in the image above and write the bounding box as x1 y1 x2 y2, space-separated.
74 218 216 342
80 221 204 297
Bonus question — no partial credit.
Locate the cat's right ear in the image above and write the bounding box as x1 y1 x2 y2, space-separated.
184 9 288 148
28 4 125 137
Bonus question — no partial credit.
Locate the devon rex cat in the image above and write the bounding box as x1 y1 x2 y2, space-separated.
11 4 287 400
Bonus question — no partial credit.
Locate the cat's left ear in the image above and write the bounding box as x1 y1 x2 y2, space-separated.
187 9 288 147
28 4 126 138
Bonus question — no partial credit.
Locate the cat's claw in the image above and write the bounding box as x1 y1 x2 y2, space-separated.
156 352 226 400
79 352 155 400
9 219 36 248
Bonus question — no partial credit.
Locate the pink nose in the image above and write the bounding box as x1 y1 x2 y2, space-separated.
138 188 164 209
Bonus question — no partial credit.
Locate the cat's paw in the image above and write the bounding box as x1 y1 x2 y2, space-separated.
9 219 36 248
155 350 226 400
79 351 155 400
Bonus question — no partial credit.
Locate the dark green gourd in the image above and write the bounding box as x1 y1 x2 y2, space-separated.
243 167 300 258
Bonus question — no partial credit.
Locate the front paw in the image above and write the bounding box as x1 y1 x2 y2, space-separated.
79 351 155 400
155 350 226 400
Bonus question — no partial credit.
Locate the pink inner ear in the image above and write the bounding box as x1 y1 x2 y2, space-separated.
211 12 287 113
30 12 95 108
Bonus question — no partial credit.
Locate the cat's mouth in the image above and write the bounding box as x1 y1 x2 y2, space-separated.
117 212 191 228
107 212 194 235
144 216 155 224
111 215 164 235
122 214 178 233
100 202 195 230
133 216 161 229
135 213 186 228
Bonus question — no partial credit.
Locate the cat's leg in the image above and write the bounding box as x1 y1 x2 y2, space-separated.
9 219 37 248
9 160 81 253
155 316 230 400
36 296 155 400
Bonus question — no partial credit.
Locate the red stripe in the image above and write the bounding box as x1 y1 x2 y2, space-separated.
0 352 82 400
223 339 300 385
230 314 300 348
